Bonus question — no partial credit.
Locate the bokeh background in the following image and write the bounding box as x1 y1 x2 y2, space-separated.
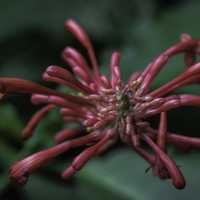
1 0 200 199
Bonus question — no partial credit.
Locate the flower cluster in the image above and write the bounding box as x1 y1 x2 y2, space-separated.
2 19 200 189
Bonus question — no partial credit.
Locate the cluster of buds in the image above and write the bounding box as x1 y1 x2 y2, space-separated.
2 19 200 189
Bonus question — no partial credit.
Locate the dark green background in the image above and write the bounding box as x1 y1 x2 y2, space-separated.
1 0 200 199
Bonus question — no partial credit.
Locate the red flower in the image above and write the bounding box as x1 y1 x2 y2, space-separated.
1 20 200 189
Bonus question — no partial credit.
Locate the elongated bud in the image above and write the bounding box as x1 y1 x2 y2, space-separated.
65 19 101 83
22 105 54 140
62 134 109 179
0 77 90 105
63 47 91 75
101 75 111 88
43 70 93 94
54 128 82 143
60 108 85 118
45 65 75 83
73 66 91 83
10 141 71 185
180 33 192 42
111 51 120 68
142 135 185 189
110 52 121 88
62 53 77 68
31 94 82 111
65 19 92 49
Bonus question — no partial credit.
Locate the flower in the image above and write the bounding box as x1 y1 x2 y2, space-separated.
1 20 200 189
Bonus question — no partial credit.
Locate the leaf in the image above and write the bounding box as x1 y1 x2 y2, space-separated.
0 104 23 139
76 148 200 200
24 175 76 200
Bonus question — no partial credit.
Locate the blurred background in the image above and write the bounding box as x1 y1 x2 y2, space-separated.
1 0 200 199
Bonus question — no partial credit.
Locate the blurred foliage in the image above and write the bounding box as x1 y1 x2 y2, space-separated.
1 0 200 200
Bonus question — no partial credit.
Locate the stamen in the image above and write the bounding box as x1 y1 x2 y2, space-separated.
65 19 101 83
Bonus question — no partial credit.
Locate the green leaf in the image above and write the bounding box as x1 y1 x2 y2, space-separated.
25 175 76 200
0 104 23 139
76 149 200 200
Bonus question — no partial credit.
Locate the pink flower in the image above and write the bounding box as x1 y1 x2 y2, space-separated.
1 20 200 189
